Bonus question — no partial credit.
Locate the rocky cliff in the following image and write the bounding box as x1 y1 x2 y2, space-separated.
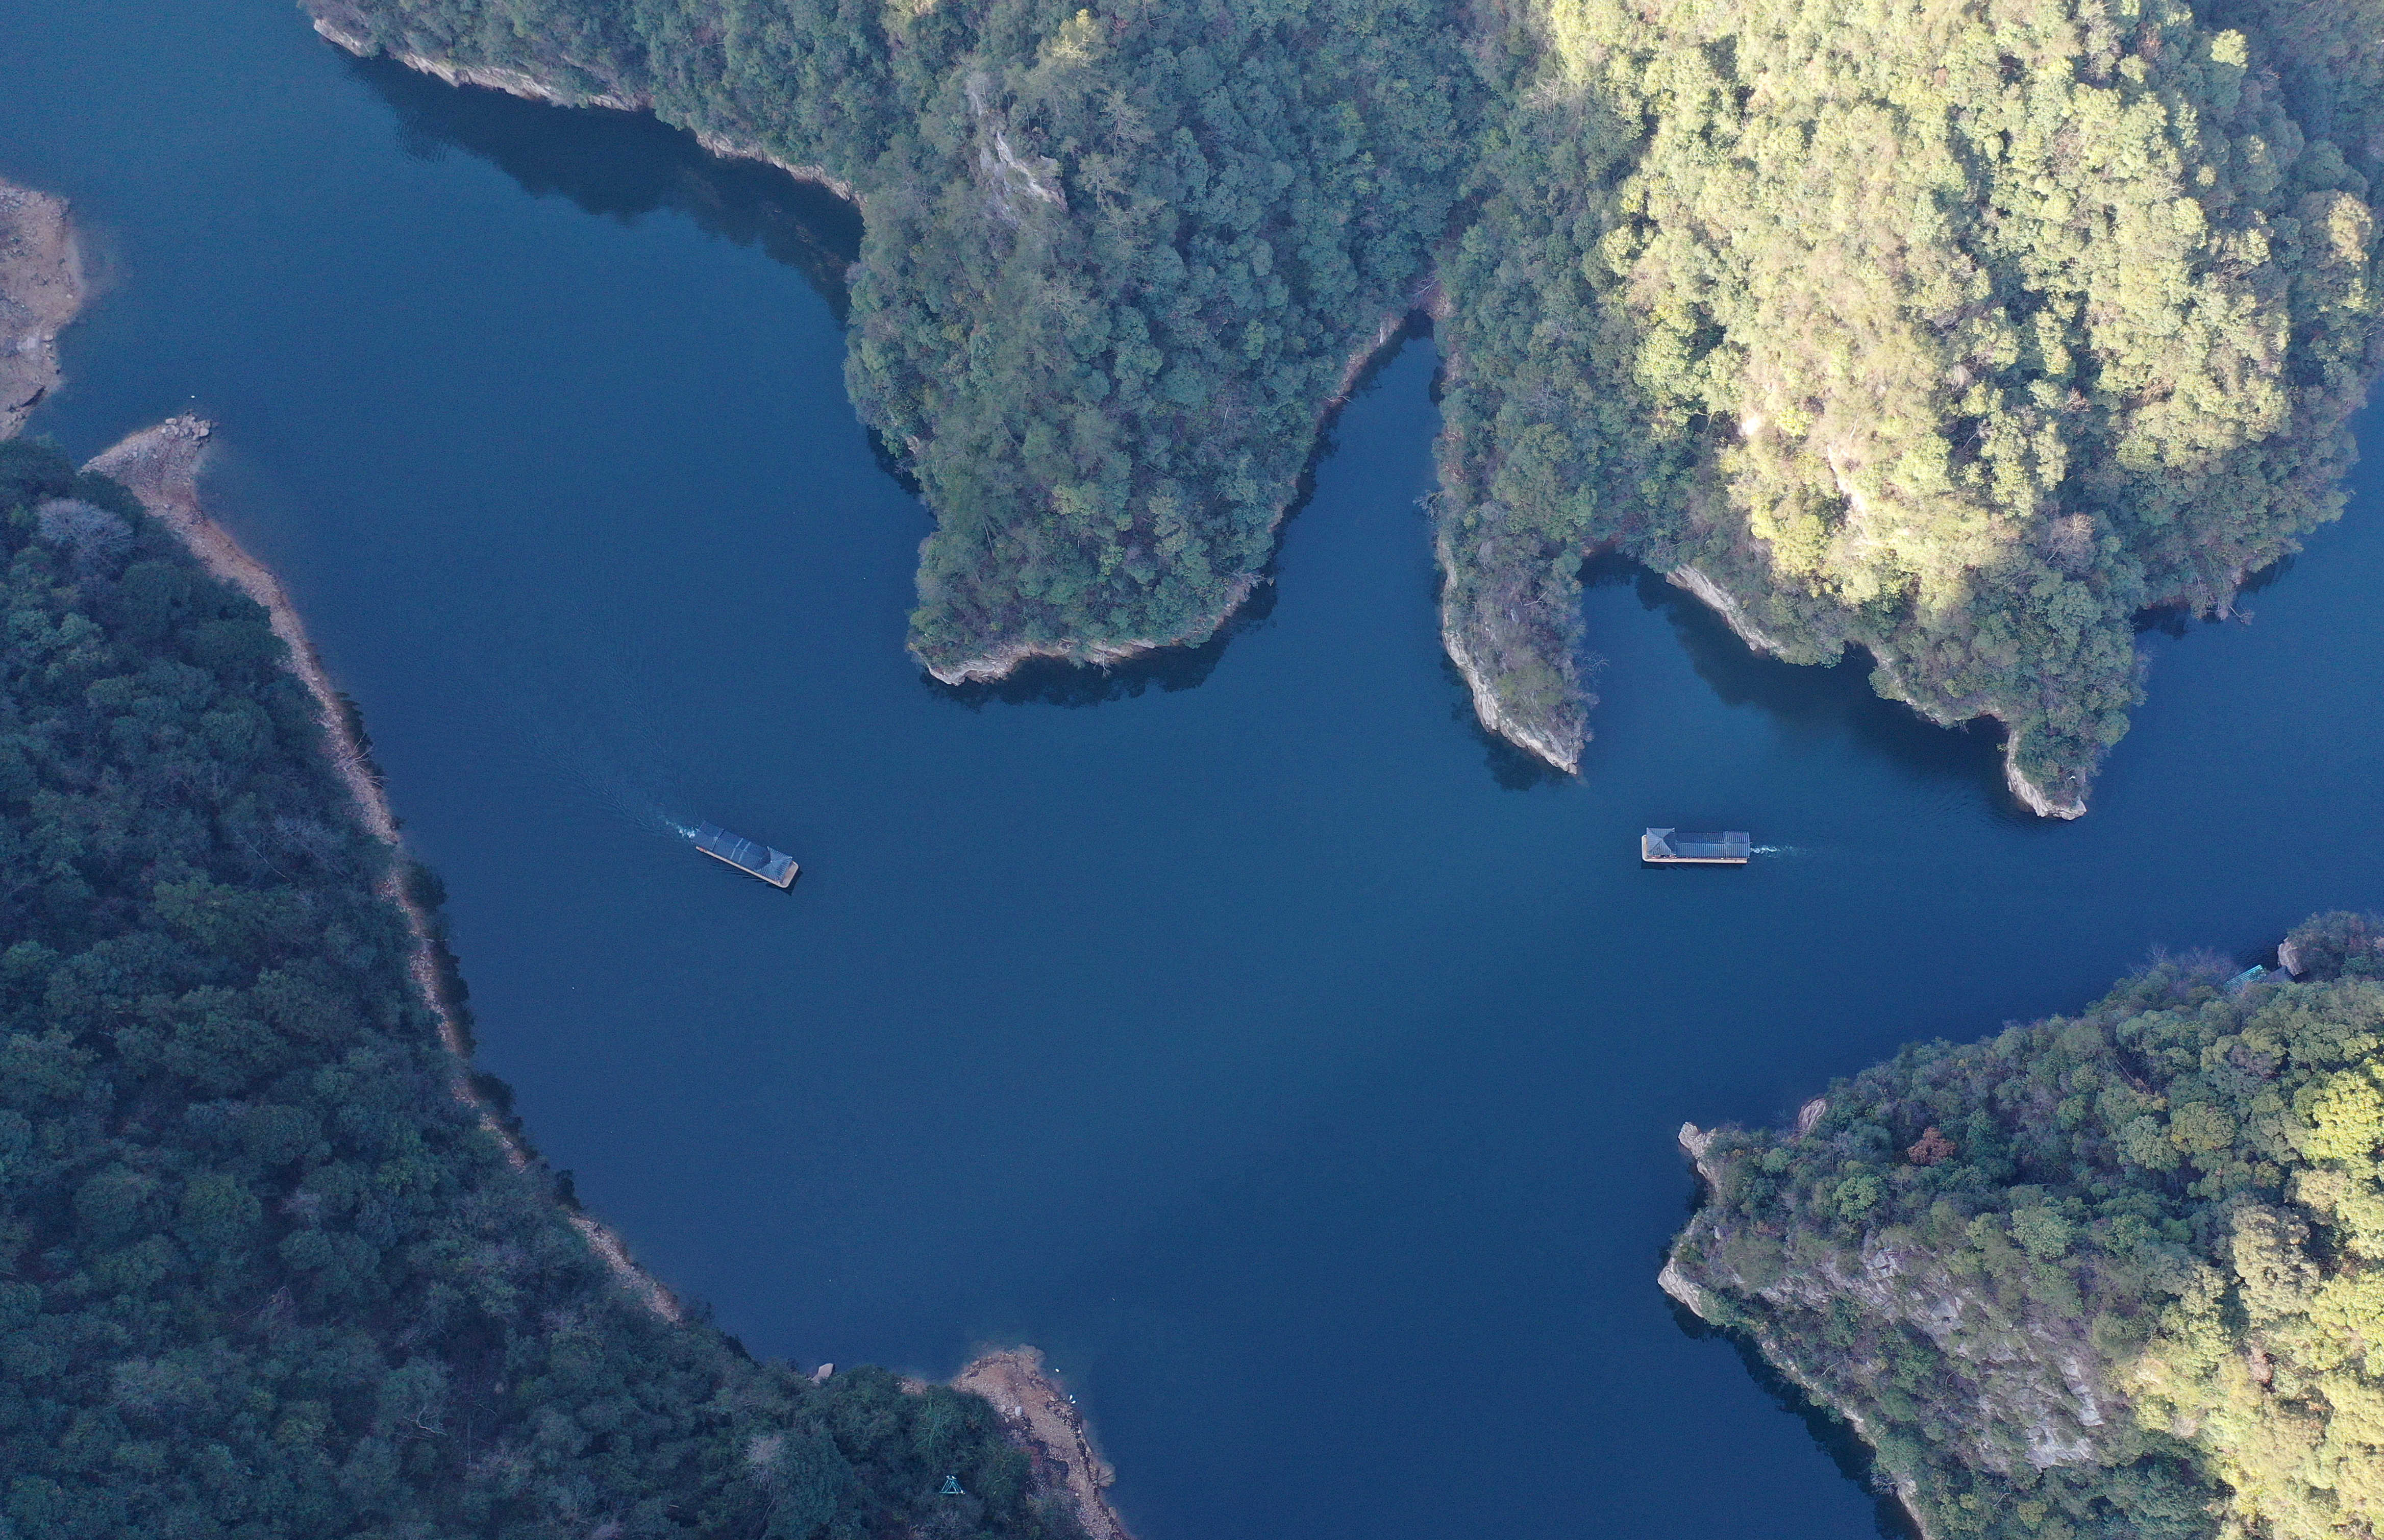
1666 915 2384 1540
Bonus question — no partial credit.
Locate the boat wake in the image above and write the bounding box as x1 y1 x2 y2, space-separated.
578 763 699 841
641 800 704 843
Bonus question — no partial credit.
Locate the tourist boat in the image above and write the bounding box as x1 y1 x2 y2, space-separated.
1641 828 1751 865
689 821 800 887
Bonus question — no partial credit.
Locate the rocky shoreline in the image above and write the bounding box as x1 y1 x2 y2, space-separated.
1663 1121 1941 1540
2002 752 2087 821
85 415 689 1325
1667 565 1789 657
0 181 83 438
1434 540 1585 774
925 627 1214 687
926 298 1424 686
951 1348 1136 1540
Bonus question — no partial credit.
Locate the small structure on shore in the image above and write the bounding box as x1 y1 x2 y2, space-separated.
690 821 799 887
1642 828 1752 865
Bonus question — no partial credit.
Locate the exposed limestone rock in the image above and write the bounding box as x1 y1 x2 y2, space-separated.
0 181 84 439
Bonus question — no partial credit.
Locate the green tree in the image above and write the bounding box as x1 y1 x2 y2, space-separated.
0 438 1079 1539
1669 912 2384 1539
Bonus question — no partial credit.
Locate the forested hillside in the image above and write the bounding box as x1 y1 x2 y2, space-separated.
1441 0 2384 808
0 436 1078 1537
1665 912 2384 1540
306 0 2382 807
308 0 1474 682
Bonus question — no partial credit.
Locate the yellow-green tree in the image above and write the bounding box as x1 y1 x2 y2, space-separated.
2133 1057 2384 1538
1442 0 2382 805
1666 911 2384 1540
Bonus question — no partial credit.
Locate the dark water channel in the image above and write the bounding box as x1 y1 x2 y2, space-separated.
8 5 2383 1534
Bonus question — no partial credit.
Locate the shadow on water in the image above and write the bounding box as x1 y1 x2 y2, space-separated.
1592 554 2017 810
925 582 1274 708
1667 1297 1925 1540
926 314 1438 712
351 55 864 319
866 428 924 498
1660 1188 1924 1540
2135 554 2293 638
1439 652 1576 791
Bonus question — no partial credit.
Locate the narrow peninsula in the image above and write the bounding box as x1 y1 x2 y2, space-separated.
306 0 2381 812
1666 914 2384 1540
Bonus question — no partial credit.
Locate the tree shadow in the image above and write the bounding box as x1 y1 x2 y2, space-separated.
1665 1294 1926 1540
349 54 863 320
925 581 1276 708
1597 553 2018 812
924 314 1438 713
2135 554 2294 638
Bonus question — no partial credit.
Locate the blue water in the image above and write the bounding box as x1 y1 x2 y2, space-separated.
7 5 2381 1534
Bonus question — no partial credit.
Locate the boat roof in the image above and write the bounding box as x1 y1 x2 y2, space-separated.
1646 829 1753 859
690 821 798 885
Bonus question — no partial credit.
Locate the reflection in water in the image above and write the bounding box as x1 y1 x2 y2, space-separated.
2137 554 2293 637
925 581 1272 707
1441 657 1575 792
1588 553 2016 808
1667 1302 1924 1540
353 56 863 318
928 320 1439 712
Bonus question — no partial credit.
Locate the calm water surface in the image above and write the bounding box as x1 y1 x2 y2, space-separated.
8 5 2383 1534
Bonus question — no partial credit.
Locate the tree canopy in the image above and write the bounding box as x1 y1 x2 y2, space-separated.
0 437 1080 1539
312 0 1475 680
1668 912 2384 1540
305 0 2380 799
1442 0 2384 806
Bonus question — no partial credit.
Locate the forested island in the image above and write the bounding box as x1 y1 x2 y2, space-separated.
303 0 2383 811
0 181 1118 1539
1665 913 2384 1540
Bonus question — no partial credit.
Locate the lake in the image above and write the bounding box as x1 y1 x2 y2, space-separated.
6 4 2381 1534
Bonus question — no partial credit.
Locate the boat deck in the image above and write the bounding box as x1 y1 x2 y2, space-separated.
1642 828 1752 865
691 821 800 887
